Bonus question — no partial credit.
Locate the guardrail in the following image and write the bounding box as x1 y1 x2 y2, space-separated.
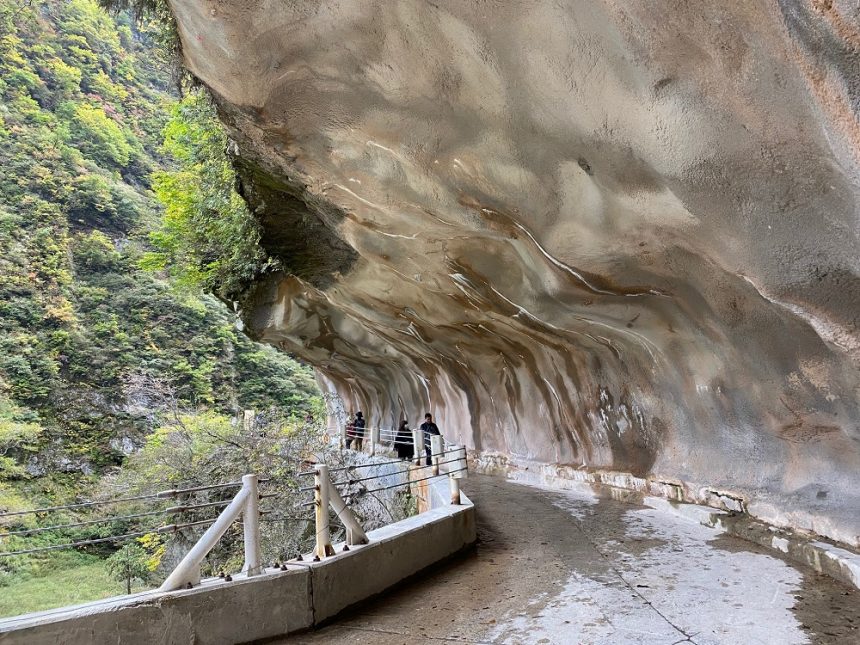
0 443 469 599
0 464 476 645
340 424 447 459
159 474 262 591
298 443 468 559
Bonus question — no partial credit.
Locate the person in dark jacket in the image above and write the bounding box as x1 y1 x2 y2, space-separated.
394 419 413 460
352 411 366 452
420 413 440 466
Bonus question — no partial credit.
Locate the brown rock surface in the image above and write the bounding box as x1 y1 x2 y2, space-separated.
167 1 860 544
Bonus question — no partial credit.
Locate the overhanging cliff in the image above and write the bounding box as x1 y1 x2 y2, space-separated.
167 0 860 545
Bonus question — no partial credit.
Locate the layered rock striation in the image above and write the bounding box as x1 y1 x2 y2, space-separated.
167 0 860 545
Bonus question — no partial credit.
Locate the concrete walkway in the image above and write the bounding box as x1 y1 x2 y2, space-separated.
287 475 859 644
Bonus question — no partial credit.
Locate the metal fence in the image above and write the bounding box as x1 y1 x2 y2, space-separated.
0 439 468 595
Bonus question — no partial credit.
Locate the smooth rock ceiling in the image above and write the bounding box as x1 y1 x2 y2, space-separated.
168 1 860 543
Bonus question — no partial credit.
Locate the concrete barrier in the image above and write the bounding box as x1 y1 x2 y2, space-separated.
474 452 860 591
0 570 313 645
0 479 475 645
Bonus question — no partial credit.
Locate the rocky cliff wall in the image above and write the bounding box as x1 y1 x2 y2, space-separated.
167 0 860 545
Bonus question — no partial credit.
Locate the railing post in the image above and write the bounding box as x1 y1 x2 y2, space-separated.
339 424 346 451
412 427 423 466
326 480 369 546
430 435 443 476
448 444 468 505
159 484 251 591
242 474 262 576
243 410 255 433
314 465 335 558
370 426 379 456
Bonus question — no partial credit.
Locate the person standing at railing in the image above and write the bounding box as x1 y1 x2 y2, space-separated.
352 411 366 452
395 419 413 460
420 412 441 466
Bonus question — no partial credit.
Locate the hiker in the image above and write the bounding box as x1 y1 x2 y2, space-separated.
352 411 366 452
420 412 441 466
394 419 413 460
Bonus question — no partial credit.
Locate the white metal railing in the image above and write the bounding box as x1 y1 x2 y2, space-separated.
160 474 262 591
299 444 468 559
340 423 451 463
0 443 469 599
152 443 467 587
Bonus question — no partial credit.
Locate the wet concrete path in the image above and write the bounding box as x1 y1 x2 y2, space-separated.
286 475 859 644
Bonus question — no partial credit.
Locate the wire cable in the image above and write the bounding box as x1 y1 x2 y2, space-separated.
0 493 162 519
0 517 220 557
361 466 468 494
344 457 462 485
297 449 455 476
0 481 246 519
0 499 233 539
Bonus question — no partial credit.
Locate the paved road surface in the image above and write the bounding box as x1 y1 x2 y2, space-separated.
286 474 859 644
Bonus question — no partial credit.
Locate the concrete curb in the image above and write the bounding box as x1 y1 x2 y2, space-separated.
638 496 860 590
474 455 860 591
472 453 860 549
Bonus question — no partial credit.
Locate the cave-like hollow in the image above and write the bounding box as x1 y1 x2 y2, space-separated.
167 0 860 547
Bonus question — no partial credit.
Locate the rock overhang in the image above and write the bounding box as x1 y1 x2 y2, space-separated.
166 0 860 546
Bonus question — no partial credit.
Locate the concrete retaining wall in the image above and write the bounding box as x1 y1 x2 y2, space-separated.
475 452 860 591
473 452 860 550
0 479 475 645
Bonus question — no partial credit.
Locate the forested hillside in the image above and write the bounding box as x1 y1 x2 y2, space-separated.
0 0 321 611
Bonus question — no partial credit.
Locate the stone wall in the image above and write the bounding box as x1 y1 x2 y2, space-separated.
167 0 859 545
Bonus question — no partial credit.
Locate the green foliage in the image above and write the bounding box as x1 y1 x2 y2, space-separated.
146 91 277 299
0 0 319 474
0 397 42 477
70 103 134 168
105 542 150 594
118 407 330 570
0 554 148 617
0 0 320 511
0 1 324 615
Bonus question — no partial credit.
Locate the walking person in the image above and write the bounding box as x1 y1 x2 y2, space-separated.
420 412 440 466
394 419 414 461
352 411 366 452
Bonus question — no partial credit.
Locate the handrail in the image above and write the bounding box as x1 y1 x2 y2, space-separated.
159 474 262 591
339 423 447 458
1 445 469 594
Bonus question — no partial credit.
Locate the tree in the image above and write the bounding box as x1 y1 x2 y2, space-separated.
143 90 277 299
105 542 150 594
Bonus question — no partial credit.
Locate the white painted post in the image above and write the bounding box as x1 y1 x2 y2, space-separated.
448 444 467 505
326 480 368 546
449 476 461 505
339 423 346 451
369 426 379 456
314 465 334 558
411 427 423 466
430 435 443 476
241 474 262 576
243 410 255 433
159 485 250 591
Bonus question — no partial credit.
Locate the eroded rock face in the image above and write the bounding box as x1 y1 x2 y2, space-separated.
167 0 860 544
